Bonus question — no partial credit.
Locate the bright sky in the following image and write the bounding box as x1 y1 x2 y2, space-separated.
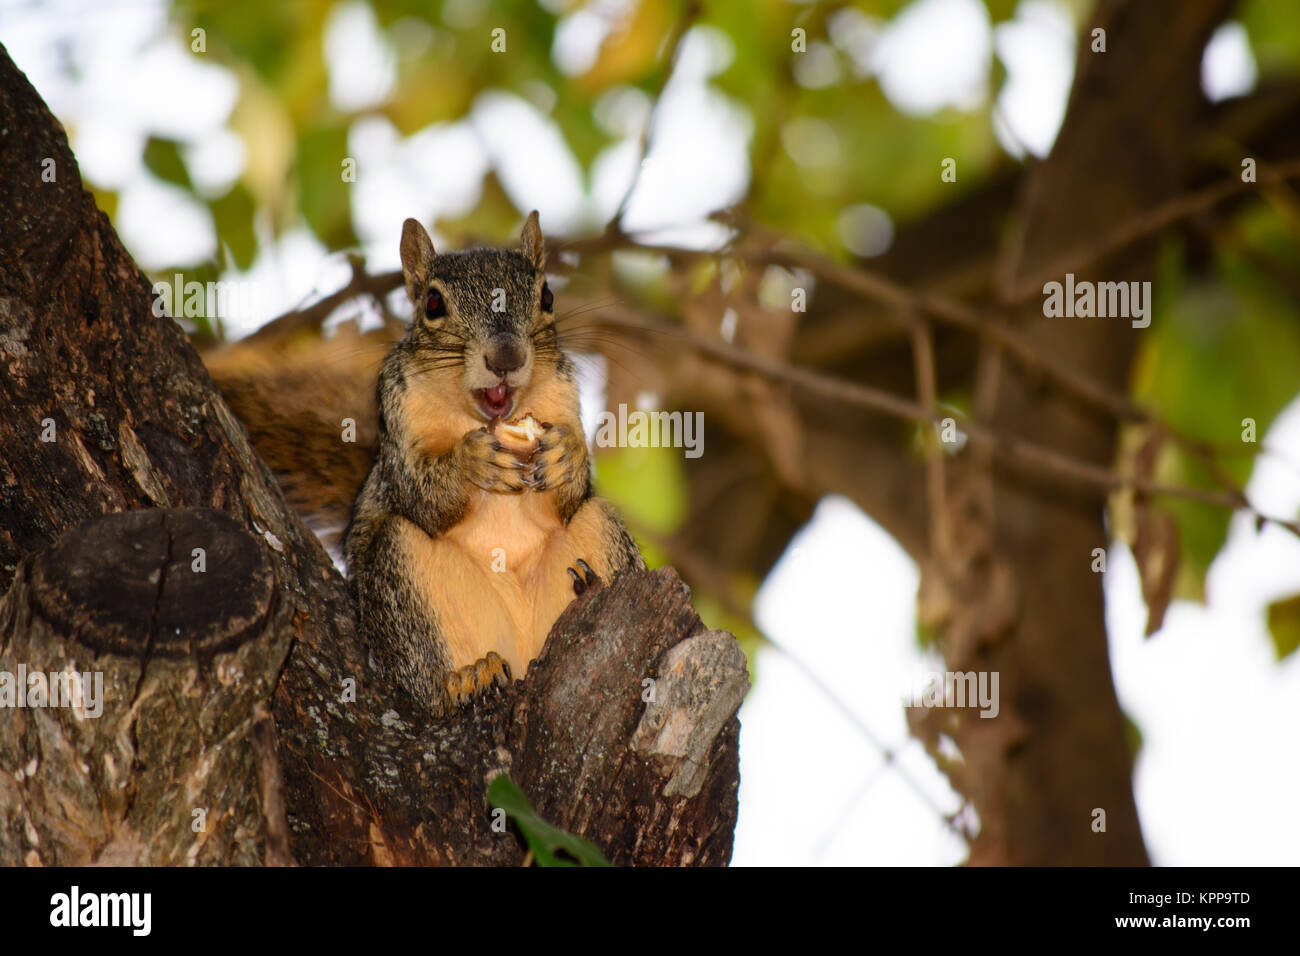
2 0 1295 866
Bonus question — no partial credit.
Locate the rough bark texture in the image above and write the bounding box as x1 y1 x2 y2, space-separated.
275 566 745 866
0 508 291 865
0 44 744 866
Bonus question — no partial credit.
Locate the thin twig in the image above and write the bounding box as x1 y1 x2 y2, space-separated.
585 306 1300 537
561 227 1151 426
575 156 1300 436
243 259 402 346
1002 157 1300 304
563 188 1298 514
908 313 950 555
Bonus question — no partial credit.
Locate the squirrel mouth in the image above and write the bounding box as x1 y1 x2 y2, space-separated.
475 383 514 419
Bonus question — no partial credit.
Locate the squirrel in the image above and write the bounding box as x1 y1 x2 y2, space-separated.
342 212 644 715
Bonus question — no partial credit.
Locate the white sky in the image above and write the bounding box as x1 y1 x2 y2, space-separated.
1 0 1293 866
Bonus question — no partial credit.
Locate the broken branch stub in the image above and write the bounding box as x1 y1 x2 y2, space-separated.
275 566 749 866
0 507 292 865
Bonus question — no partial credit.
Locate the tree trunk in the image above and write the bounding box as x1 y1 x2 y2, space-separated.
911 0 1234 865
0 45 744 866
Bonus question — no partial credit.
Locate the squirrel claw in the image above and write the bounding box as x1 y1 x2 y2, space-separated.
567 558 599 596
444 651 512 709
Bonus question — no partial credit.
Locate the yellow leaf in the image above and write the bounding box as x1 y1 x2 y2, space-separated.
229 68 295 232
579 0 671 94
1266 595 1300 661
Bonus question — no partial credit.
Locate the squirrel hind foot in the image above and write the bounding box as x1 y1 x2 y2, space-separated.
444 651 512 708
567 558 600 596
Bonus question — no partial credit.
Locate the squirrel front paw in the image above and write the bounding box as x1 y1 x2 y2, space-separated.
460 427 530 492
444 651 512 708
529 422 584 491
566 558 600 596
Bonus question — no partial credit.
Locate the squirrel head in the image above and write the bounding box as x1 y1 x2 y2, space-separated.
398 212 557 422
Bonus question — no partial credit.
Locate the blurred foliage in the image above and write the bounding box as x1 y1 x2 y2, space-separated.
1265 594 1300 661
593 444 763 662
1238 0 1300 77
1130 228 1300 603
143 137 193 190
593 444 686 568
67 0 1300 664
144 0 1024 276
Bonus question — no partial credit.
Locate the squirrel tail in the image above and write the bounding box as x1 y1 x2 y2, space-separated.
203 324 394 562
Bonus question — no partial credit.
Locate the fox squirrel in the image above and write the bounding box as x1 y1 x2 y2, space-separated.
342 213 644 714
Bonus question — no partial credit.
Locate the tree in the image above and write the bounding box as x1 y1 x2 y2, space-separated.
0 46 746 866
5 0 1300 866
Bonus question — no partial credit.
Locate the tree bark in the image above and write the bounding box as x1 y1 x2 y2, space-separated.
275 563 745 866
910 0 1235 865
0 44 744 866
0 508 291 865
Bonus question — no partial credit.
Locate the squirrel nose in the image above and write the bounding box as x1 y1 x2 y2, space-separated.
484 338 525 377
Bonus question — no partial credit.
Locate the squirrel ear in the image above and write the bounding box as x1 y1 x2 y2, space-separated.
399 218 436 303
520 210 544 271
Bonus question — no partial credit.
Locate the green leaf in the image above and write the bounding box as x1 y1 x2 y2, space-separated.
487 775 610 867
1266 595 1300 661
89 185 118 222
1238 0 1300 77
1122 712 1143 762
551 83 610 171
143 137 193 190
1131 234 1300 600
148 261 222 342
295 122 357 250
383 55 471 135
179 0 329 110
209 183 258 269
983 0 1021 22
592 443 687 537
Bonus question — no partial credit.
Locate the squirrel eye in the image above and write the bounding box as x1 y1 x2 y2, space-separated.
540 281 553 313
425 288 446 320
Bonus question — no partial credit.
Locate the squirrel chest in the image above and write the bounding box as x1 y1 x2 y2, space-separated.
397 488 603 681
397 382 603 679
448 488 563 574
